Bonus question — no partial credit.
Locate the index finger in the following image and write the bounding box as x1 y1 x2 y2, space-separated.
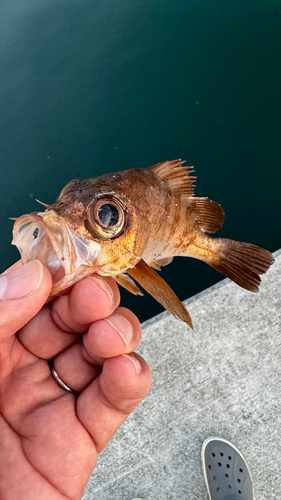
17 275 121 358
52 275 120 333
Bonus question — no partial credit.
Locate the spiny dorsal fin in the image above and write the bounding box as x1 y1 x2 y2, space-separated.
190 197 225 234
150 256 174 270
127 259 193 328
149 159 196 197
114 273 144 296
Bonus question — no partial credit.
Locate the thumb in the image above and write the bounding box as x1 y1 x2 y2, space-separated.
0 260 52 341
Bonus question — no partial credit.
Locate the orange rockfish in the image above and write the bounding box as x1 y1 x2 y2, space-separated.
12 160 274 328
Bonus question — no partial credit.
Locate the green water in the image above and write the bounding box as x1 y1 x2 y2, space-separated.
0 0 280 322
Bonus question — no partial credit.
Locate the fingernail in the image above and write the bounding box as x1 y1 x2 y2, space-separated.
105 315 133 348
123 354 141 375
0 260 44 300
89 276 114 305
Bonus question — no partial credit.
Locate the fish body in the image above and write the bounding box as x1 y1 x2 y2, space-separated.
12 160 274 328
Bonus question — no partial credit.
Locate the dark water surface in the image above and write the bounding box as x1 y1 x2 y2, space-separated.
1 0 280 322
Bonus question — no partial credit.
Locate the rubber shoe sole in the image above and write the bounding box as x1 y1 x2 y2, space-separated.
201 437 254 500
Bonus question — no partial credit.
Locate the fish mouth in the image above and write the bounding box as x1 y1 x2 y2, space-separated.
12 210 101 296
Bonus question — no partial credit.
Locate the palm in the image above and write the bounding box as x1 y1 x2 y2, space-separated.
0 265 151 500
0 344 94 499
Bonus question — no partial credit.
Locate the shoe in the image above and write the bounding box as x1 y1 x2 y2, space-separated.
201 437 254 500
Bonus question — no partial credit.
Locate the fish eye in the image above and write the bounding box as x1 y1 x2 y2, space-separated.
86 197 125 239
97 203 120 228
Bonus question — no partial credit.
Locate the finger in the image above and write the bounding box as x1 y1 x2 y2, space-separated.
52 307 142 393
84 307 142 360
51 275 120 332
17 275 121 359
17 304 81 359
77 353 152 452
0 261 52 341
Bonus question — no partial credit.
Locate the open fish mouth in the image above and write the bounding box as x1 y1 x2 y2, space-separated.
12 210 101 295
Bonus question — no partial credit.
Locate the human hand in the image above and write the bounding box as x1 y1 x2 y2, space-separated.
0 260 152 500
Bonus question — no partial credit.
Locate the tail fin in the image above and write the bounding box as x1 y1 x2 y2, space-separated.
211 240 274 292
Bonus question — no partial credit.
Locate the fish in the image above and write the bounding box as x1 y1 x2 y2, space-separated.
12 160 274 328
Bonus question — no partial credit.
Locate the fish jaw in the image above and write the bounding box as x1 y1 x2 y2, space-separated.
12 210 101 296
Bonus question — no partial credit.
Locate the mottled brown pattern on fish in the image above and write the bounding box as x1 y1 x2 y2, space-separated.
12 159 274 327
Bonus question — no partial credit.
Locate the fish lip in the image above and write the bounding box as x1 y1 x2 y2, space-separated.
12 211 101 291
12 212 75 285
12 212 74 274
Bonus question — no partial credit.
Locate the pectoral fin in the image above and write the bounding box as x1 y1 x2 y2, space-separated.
114 273 144 296
127 259 193 328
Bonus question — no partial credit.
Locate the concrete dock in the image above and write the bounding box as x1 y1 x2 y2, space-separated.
83 249 281 500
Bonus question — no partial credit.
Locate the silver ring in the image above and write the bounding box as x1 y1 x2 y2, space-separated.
50 363 77 395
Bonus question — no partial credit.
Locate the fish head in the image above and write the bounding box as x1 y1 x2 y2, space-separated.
12 173 151 296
